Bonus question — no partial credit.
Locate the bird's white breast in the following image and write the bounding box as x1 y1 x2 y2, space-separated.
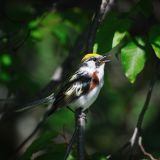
70 64 104 111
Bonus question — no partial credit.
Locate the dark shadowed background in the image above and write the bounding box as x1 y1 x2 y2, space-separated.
0 0 160 159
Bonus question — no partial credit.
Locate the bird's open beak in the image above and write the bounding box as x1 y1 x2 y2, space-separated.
100 56 111 63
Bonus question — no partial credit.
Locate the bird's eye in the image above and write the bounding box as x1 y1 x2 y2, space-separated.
92 57 97 61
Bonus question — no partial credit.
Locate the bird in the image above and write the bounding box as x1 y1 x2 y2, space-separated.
17 53 109 116
45 53 110 117
14 53 110 155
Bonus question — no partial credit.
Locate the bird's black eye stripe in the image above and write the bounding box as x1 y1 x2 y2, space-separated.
88 57 97 62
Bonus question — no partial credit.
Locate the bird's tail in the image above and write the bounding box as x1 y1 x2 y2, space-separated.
15 93 55 113
0 93 55 122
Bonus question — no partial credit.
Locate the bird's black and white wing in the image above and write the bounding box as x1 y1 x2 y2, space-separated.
53 70 92 109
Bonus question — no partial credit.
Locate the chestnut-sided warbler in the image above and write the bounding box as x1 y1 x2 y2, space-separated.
14 53 110 153
17 53 109 115
45 53 110 116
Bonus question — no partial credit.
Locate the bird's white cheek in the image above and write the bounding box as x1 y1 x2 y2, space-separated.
97 65 105 81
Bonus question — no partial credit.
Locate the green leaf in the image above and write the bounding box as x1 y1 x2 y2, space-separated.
28 19 39 29
31 29 44 40
149 25 160 59
96 12 131 53
1 54 12 66
52 22 78 47
93 43 98 53
152 44 160 59
52 24 68 45
112 31 128 48
0 72 10 81
121 38 146 83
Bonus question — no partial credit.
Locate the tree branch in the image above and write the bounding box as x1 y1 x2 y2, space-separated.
84 0 115 53
109 57 159 160
10 106 55 160
138 137 160 160
76 108 86 160
136 73 156 130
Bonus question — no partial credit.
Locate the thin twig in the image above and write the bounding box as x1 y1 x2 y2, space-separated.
10 115 47 160
11 120 44 160
109 60 159 160
138 137 160 160
10 105 57 160
85 0 115 53
13 30 31 51
63 126 78 160
136 71 157 131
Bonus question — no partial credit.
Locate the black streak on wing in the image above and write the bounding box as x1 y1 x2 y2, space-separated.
53 71 92 109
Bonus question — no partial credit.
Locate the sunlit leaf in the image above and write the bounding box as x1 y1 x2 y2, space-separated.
112 31 128 48
52 22 78 47
52 25 68 45
96 12 131 52
31 30 44 40
149 25 160 59
1 54 12 66
152 44 160 59
28 19 40 29
121 38 146 83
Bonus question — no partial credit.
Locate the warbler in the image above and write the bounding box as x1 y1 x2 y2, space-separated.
45 53 110 116
17 53 109 115
15 53 110 153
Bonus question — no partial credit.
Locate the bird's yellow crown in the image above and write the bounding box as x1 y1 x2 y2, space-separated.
81 53 101 62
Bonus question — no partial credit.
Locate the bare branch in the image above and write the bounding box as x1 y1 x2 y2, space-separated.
85 0 115 53
109 56 159 159
63 126 78 160
138 137 160 160
136 71 156 130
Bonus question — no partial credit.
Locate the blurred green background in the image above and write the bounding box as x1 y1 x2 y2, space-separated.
0 0 160 159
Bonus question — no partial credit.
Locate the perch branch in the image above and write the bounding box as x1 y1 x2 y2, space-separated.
76 108 86 160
